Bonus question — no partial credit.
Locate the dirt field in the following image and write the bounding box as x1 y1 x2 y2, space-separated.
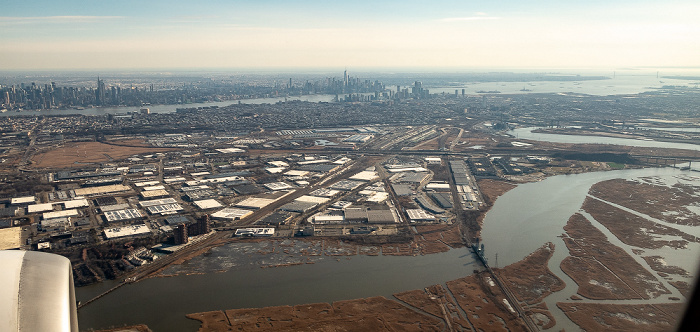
493 243 563 329
31 140 177 168
187 296 445 331
414 224 465 254
495 242 565 305
557 302 683 332
561 213 670 300
446 272 529 331
394 284 473 331
188 271 534 331
476 179 517 207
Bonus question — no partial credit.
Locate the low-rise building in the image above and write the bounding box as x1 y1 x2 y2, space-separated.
103 224 152 239
211 208 254 221
234 228 274 237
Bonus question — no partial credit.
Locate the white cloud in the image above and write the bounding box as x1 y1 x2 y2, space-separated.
440 16 501 22
0 16 124 25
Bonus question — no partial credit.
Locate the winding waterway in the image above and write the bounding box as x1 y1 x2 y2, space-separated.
77 166 700 331
480 167 700 331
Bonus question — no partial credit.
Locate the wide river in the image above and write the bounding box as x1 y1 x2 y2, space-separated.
76 246 477 331
76 165 700 331
1 94 338 117
509 127 700 152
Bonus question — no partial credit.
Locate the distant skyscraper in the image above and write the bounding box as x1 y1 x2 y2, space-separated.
343 69 349 92
412 81 423 97
95 77 106 106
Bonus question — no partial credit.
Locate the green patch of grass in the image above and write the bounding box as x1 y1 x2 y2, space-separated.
607 162 625 170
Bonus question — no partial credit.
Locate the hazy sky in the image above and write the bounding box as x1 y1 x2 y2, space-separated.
2 0 699 70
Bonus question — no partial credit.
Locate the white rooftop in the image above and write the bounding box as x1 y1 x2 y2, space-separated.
211 208 253 220
143 185 166 191
28 203 54 214
103 224 151 239
235 197 276 209
265 167 286 174
284 170 309 177
10 196 35 205
406 209 435 221
194 199 223 210
216 148 246 153
295 195 330 204
134 181 160 187
43 209 79 220
267 161 289 168
63 199 89 209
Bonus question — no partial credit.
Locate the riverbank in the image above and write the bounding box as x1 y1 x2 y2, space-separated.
152 225 466 279
186 243 563 331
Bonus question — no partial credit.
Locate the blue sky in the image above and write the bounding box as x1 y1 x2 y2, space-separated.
2 1 699 70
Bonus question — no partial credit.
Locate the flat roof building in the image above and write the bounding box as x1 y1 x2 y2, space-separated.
146 204 183 215
194 199 224 210
43 209 79 220
392 184 413 196
345 207 396 224
349 171 379 182
104 209 143 223
330 180 364 191
406 209 435 222
309 188 341 198
140 189 170 199
295 195 330 204
264 182 293 191
312 214 345 224
211 208 253 221
284 170 309 177
280 201 318 213
62 199 89 209
103 224 151 239
11 196 36 205
73 184 131 197
139 198 178 207
235 197 276 210
28 203 54 214
235 228 274 237
100 203 131 212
